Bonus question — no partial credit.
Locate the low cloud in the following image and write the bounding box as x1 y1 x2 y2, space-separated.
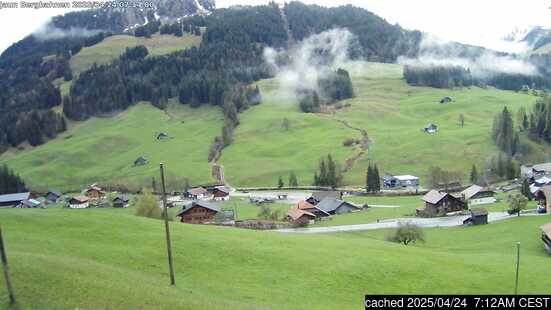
33 23 102 41
263 28 359 102
398 34 538 79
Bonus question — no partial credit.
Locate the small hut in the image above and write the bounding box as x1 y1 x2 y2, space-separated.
463 208 488 225
134 156 149 166
423 123 438 134
156 132 169 140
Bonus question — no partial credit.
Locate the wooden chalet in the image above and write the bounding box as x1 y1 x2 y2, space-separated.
296 200 330 218
85 186 105 199
113 195 130 208
69 196 89 209
177 201 220 224
460 185 496 206
535 185 551 214
417 190 466 217
306 191 343 205
212 186 230 201
463 208 488 225
185 187 209 200
286 208 315 225
0 192 31 208
315 198 361 215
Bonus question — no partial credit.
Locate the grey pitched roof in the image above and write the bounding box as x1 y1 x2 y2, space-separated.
316 198 359 213
310 191 341 202
0 192 30 203
20 199 41 208
177 200 220 216
47 191 62 197
461 185 494 200
422 190 447 204
113 195 130 203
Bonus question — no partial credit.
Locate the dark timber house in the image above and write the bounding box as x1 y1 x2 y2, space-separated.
417 190 466 217
177 201 220 224
286 208 315 225
113 195 130 208
463 208 488 225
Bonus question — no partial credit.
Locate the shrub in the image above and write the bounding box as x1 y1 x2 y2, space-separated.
135 189 164 220
386 222 425 245
507 193 527 216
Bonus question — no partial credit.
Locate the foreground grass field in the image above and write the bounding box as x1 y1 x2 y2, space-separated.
1 208 550 309
70 33 202 74
0 102 222 191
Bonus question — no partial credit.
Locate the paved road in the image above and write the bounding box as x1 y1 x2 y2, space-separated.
276 212 540 234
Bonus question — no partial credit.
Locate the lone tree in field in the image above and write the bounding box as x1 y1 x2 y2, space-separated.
469 164 479 184
288 171 298 187
135 189 163 220
387 222 425 245
521 178 533 201
278 176 284 189
507 193 528 217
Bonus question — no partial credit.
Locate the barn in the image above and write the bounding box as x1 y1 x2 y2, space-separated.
463 208 488 225
0 192 31 208
286 208 315 225
315 198 361 215
177 201 220 224
461 185 496 206
212 186 231 201
85 186 105 199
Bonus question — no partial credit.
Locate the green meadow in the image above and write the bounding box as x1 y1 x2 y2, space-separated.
1 61 548 190
1 207 550 309
70 33 202 74
0 102 223 192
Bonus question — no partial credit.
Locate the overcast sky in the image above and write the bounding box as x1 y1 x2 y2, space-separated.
0 0 550 54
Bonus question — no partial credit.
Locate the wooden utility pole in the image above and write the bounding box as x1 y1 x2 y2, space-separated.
160 163 176 286
514 242 520 295
0 226 16 306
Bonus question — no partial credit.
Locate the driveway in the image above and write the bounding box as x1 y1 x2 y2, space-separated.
276 212 535 234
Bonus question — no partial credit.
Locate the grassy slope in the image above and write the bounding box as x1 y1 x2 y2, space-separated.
1 208 550 309
0 102 222 191
70 33 202 74
2 62 548 190
220 62 545 187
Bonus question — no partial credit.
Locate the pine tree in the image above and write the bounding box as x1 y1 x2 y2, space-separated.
327 154 337 188
366 165 373 192
319 159 327 186
278 176 284 189
469 164 479 184
288 171 298 187
521 178 533 200
373 164 381 192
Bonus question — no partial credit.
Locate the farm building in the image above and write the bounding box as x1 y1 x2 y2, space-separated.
156 132 169 140
535 186 551 214
286 208 315 225
542 222 551 254
315 198 361 215
69 196 89 209
440 96 452 104
113 195 130 208
423 123 438 134
185 187 210 200
306 191 343 205
463 208 488 225
176 201 220 224
383 175 419 188
134 156 149 166
212 186 231 201
45 191 62 203
296 200 330 218
460 185 496 206
417 190 467 217
0 192 31 208
85 186 105 199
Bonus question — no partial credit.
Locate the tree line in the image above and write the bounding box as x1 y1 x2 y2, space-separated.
299 68 354 113
313 154 343 188
0 164 26 195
